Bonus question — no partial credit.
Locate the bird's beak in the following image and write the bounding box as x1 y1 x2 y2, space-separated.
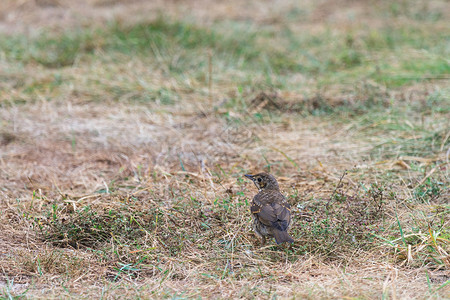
244 174 254 180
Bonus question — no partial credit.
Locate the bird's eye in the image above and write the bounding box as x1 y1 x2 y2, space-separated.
257 178 262 182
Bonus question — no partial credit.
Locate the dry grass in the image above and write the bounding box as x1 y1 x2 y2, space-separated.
1 0 449 299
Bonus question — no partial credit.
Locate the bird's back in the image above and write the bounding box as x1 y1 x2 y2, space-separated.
251 190 292 243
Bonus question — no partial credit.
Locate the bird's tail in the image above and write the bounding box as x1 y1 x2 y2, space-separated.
273 230 294 244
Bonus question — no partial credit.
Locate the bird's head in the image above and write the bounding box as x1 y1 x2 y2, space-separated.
244 172 280 191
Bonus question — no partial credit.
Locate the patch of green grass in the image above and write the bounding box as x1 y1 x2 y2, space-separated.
370 128 449 160
421 89 450 114
414 178 446 204
1 30 98 68
329 88 449 160
106 19 261 62
386 1 444 22
1 17 448 107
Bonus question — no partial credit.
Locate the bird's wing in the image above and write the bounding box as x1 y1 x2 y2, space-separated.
251 194 291 231
271 202 291 231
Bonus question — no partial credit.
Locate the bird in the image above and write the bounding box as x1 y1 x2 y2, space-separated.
244 172 294 245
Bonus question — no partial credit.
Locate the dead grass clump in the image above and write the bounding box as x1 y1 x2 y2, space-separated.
16 248 91 279
0 130 18 146
370 127 450 161
246 81 391 116
291 172 387 259
29 172 249 256
34 204 150 249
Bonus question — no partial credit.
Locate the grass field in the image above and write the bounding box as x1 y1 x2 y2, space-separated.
0 0 449 298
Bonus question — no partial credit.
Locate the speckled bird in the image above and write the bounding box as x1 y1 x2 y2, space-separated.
245 173 294 245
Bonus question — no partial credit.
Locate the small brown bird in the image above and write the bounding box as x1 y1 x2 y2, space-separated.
245 173 294 245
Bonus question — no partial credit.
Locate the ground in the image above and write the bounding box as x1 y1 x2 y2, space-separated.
0 0 449 299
